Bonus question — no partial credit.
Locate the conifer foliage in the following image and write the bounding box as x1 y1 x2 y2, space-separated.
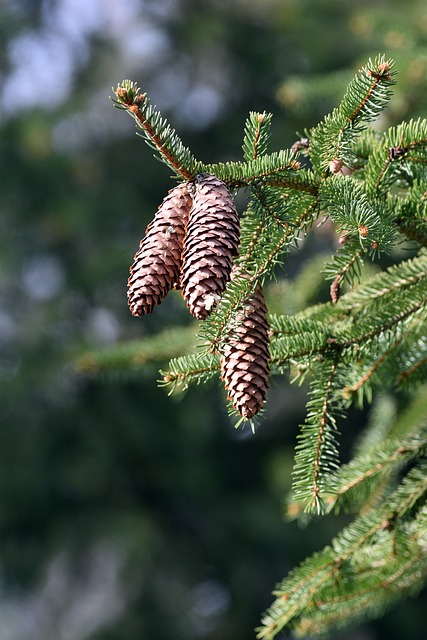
82 55 427 637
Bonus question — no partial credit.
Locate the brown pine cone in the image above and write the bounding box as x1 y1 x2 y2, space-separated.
128 182 194 316
180 174 240 319
220 279 270 420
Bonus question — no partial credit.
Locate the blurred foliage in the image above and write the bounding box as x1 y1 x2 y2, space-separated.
0 0 426 638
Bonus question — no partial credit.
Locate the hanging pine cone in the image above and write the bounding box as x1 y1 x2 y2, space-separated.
180 174 240 319
128 182 194 316
220 278 270 420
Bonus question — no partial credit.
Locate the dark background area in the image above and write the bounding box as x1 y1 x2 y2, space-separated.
0 1 426 638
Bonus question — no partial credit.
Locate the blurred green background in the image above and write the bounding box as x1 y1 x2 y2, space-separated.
0 1 426 638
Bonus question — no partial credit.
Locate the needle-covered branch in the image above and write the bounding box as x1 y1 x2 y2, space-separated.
114 80 202 179
75 53 427 639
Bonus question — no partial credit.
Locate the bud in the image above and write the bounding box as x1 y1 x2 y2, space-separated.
358 225 369 239
329 158 343 174
330 275 341 304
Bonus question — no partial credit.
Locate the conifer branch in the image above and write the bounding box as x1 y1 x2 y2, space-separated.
106 55 427 638
364 119 427 196
201 152 319 193
269 254 427 379
392 181 427 246
269 315 331 367
323 239 364 299
309 55 396 173
396 215 427 247
292 545 426 637
336 285 427 350
319 174 397 254
160 353 220 393
242 111 273 160
76 325 197 377
342 339 400 400
341 320 427 404
114 80 201 179
325 435 427 512
336 251 427 313
258 462 427 639
397 354 427 386
292 355 342 514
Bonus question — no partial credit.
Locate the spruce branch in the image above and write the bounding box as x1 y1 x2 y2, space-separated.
323 239 364 299
335 251 427 314
364 118 427 196
114 80 201 179
258 462 427 640
269 253 427 376
104 54 427 638
291 541 427 637
319 174 397 255
397 352 427 387
269 315 332 369
292 355 343 514
325 434 427 513
242 111 273 161
392 180 427 247
76 325 197 378
341 336 404 404
201 152 319 193
340 319 427 406
160 352 220 393
335 282 427 351
396 214 427 247
309 55 397 173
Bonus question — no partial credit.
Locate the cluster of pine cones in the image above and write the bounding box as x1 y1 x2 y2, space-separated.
127 173 270 420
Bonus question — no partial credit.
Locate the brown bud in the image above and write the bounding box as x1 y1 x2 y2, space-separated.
388 145 407 160
329 158 343 174
369 61 393 81
358 225 369 239
330 275 341 304
291 137 310 154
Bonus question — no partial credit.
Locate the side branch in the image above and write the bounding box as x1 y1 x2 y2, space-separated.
114 81 200 179
395 215 427 247
312 357 340 508
339 296 427 349
129 102 195 180
202 155 320 194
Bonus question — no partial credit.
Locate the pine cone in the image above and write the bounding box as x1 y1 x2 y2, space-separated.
181 174 240 319
220 279 270 420
128 182 193 316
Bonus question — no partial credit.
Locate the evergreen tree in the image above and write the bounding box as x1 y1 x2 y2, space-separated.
80 55 427 638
